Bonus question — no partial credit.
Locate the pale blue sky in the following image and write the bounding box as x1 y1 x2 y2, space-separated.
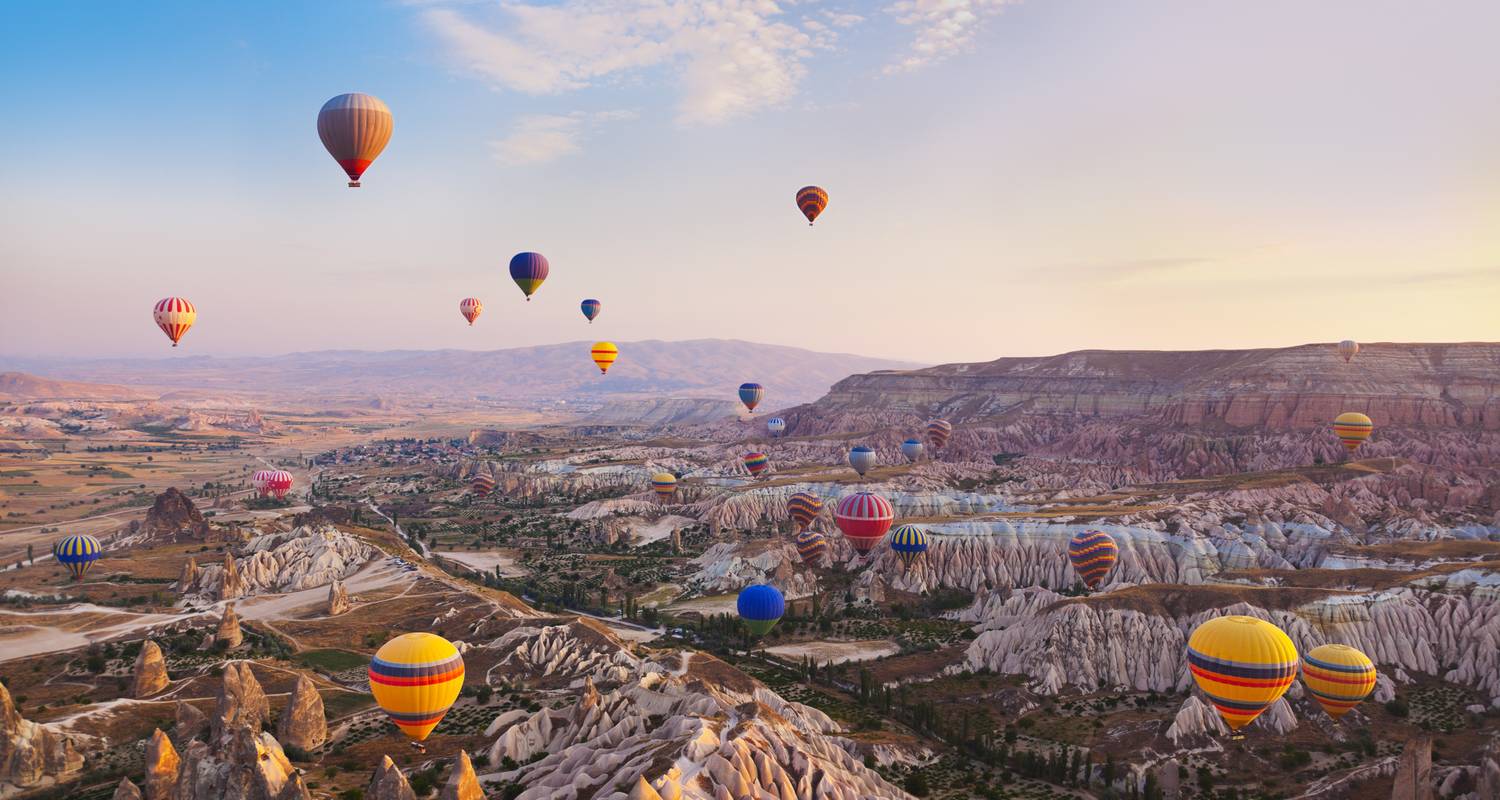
2 0 1496 363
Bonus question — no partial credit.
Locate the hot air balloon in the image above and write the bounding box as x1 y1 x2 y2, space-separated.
1332 412 1373 454
1186 616 1299 731
848 445 876 477
368 633 465 742
252 470 273 497
889 524 928 567
900 439 924 463
738 383 764 413
580 299 601 323
153 297 196 347
737 584 785 636
927 419 953 449
1067 529 1119 590
796 185 828 226
317 93 393 188
1337 340 1359 363
766 417 786 436
742 452 770 479
265 470 294 500
1301 644 1377 719
509 252 549 301
787 492 822 531
471 474 496 499
794 530 829 565
459 298 483 326
591 341 618 374
53 534 101 581
651 472 677 502
834 491 894 554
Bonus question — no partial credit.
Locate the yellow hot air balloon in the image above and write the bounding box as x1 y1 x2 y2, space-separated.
591 341 618 375
651 472 677 502
1301 644 1376 719
1332 412 1373 454
368 633 464 742
1186 615 1298 731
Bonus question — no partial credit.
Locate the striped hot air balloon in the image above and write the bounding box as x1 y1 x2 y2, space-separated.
737 584 785 636
766 417 786 436
1337 340 1359 363
787 492 822 531
794 529 829 565
927 419 953 449
591 341 618 374
471 473 496 499
651 472 677 502
1186 616 1299 731
459 298 483 326
889 524 928 567
848 445 876 477
265 470 294 500
252 469 274 497
738 383 764 413
53 534 102 581
795 185 828 225
580 299 601 323
1301 644 1377 719
153 297 196 347
317 93 392 188
368 633 465 742
900 439 924 463
834 491 894 554
1067 529 1119 590
1332 412 1373 454
742 452 770 479
509 252 549 301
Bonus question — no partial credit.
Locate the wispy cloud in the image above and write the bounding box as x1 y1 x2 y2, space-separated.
883 0 1017 74
423 1 835 125
490 110 636 166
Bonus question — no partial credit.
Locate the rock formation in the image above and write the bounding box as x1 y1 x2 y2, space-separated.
143 728 179 800
0 679 83 789
178 526 376 599
1390 737 1433 800
438 750 483 800
212 662 269 745
215 603 243 648
133 640 170 698
142 487 211 541
175 701 208 742
275 675 327 754
367 755 416 800
172 725 307 800
112 777 143 800
177 557 201 591
218 553 245 600
327 579 350 615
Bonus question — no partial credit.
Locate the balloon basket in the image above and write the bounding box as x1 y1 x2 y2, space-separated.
347 181 360 188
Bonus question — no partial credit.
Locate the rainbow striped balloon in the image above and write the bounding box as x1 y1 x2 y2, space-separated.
926 418 953 449
471 474 496 498
369 633 465 742
1187 616 1299 731
889 524 928 567
787 492 822 531
1301 644 1377 719
794 529 829 565
795 185 828 225
53 534 102 580
1332 412 1373 453
742 452 770 478
1067 529 1119 589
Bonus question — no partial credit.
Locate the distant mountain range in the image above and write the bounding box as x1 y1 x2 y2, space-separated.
0 340 922 411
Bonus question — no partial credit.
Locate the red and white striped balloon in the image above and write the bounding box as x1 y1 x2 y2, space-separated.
252 470 274 497
459 298 483 326
153 297 196 347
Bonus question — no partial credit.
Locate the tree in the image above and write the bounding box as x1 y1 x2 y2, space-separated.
902 771 930 797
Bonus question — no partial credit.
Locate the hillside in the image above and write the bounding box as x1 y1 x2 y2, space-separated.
0 371 155 401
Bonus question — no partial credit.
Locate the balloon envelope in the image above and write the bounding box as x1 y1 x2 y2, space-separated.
848 445 876 477
742 452 769 478
889 524 928 567
368 633 465 742
471 474 496 498
1301 644 1377 719
1338 340 1359 362
796 185 828 225
53 534 101 580
509 252 550 300
787 492 822 531
460 298 483 326
317 93 392 187
738 383 764 413
926 419 953 449
153 297 196 347
580 299 601 323
651 472 677 501
591 342 619 374
794 530 829 565
900 439 924 463
1186 616 1298 730
737 584 785 636
766 417 786 436
264 470 293 500
1067 529 1119 589
1332 412 1373 453
834 491 894 554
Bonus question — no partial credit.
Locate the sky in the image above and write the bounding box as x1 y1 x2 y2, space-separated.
1 0 1497 365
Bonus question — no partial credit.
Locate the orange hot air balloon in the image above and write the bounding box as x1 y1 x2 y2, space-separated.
459 298 483 326
591 342 618 374
153 297 196 347
318 93 393 188
796 186 828 225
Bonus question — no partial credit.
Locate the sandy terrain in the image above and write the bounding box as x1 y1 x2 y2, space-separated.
435 549 527 577
764 639 901 665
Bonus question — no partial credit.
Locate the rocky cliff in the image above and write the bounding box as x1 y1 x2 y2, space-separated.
0 681 84 790
180 526 376 599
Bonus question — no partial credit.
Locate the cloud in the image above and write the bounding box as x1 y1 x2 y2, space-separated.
423 1 834 125
883 0 1016 74
490 110 637 166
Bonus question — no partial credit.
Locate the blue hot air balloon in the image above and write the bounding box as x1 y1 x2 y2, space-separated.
737 584 785 636
766 417 786 436
848 445 876 477
509 252 549 301
580 299 601 323
900 439 924 463
53 534 102 580
889 524 929 567
738 382 764 413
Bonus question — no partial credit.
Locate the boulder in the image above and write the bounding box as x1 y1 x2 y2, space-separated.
275 675 327 754
132 641 170 698
142 487 210 542
438 750 483 800
367 755 417 800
